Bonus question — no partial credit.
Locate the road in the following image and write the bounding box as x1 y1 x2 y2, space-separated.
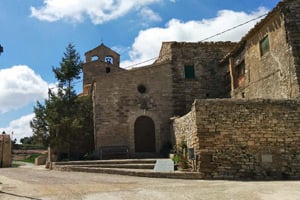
1 164 300 200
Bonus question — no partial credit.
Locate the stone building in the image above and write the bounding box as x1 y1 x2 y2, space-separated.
173 0 300 179
83 42 235 158
0 133 12 168
219 0 300 99
82 0 300 178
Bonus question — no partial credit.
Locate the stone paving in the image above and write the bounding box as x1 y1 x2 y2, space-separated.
1 164 300 200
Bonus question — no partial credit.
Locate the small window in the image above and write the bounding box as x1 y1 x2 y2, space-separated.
137 84 147 94
241 92 245 98
106 67 111 73
91 55 99 61
260 36 270 56
184 65 195 79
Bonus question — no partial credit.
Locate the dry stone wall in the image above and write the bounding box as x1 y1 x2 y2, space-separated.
173 99 300 180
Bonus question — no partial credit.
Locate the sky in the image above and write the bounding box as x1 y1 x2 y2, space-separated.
0 0 281 142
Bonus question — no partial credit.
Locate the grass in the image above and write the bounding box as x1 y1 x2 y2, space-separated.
20 154 42 163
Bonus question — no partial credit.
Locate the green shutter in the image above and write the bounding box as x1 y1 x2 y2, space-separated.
184 65 195 79
260 36 270 56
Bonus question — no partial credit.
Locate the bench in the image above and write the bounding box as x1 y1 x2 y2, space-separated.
99 146 129 159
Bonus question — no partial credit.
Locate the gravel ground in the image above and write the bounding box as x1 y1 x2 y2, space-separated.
1 164 300 200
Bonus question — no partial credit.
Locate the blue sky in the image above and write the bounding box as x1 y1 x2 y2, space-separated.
0 0 281 142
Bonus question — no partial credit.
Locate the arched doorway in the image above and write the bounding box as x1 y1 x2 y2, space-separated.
134 116 156 152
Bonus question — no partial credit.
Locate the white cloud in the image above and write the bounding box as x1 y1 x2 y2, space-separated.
0 65 49 113
121 7 268 68
139 7 162 22
0 113 35 143
30 0 161 24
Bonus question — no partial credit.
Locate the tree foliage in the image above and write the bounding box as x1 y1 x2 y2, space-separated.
30 43 94 160
20 136 34 145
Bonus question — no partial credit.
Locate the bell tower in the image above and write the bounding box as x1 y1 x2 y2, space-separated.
82 43 122 95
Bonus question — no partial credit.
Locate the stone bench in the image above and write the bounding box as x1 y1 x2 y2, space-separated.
99 146 129 159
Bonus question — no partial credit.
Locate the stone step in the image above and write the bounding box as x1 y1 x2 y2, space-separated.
53 165 202 179
56 163 155 170
53 159 157 166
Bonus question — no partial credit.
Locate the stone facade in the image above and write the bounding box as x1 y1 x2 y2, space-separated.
0 134 12 168
173 99 300 179
84 42 234 158
222 0 300 99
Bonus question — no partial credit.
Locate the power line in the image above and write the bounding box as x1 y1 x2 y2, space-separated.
123 57 158 69
123 12 268 69
199 13 268 42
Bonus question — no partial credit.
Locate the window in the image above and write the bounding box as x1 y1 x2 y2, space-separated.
91 55 99 61
104 56 113 64
184 65 195 79
137 84 147 94
105 67 111 73
260 35 270 56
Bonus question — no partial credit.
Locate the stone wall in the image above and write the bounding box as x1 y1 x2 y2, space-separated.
171 106 198 151
284 0 300 92
230 0 300 99
164 42 236 116
173 99 300 179
0 134 11 168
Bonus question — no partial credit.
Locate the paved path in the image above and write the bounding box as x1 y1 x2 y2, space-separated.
1 165 300 200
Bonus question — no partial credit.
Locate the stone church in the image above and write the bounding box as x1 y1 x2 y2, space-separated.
83 41 235 158
82 0 300 179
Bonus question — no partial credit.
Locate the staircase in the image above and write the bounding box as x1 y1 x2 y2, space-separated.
51 159 202 179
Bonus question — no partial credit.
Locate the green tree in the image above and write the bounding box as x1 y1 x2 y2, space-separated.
31 43 94 161
30 101 49 147
53 43 81 102
20 136 34 145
